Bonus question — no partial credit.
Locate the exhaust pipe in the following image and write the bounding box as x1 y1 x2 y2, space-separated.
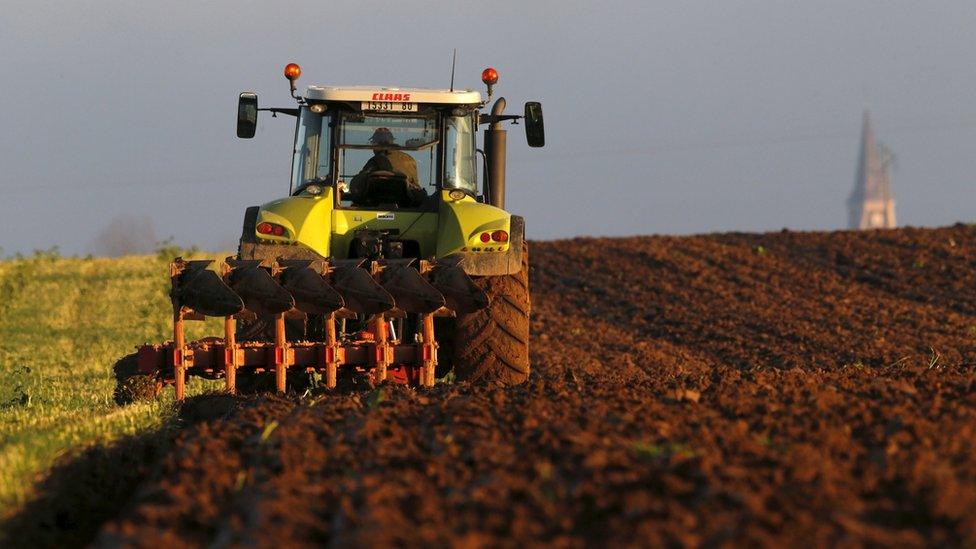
485 97 507 209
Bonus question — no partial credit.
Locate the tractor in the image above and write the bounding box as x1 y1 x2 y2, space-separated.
114 62 544 402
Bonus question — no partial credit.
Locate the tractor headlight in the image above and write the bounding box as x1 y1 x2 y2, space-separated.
304 184 323 196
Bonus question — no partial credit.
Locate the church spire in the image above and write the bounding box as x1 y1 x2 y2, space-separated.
848 110 896 229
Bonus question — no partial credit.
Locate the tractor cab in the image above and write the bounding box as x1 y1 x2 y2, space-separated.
235 63 543 265
287 86 483 213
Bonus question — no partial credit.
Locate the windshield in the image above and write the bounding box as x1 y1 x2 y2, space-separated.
444 114 477 193
337 113 439 209
290 109 332 192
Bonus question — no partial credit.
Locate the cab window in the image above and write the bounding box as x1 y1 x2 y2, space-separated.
335 113 439 210
290 108 332 193
444 114 477 194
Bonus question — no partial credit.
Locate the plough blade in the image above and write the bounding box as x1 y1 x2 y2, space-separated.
429 263 490 314
379 262 446 314
279 262 344 314
172 260 245 316
227 261 295 315
331 262 395 314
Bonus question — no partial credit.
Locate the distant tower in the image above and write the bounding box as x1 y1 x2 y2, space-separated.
848 110 896 229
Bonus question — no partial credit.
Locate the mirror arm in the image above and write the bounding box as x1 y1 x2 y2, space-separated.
258 107 300 118
478 114 521 126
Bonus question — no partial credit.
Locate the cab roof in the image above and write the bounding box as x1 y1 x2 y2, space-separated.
305 85 483 105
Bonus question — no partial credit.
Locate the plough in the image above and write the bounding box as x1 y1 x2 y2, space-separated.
133 257 487 400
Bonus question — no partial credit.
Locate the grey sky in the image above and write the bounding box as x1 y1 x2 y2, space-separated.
2 0 974 255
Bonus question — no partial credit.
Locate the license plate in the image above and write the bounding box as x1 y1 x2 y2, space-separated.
361 101 417 112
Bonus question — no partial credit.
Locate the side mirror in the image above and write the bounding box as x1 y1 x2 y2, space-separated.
524 101 545 147
237 92 258 138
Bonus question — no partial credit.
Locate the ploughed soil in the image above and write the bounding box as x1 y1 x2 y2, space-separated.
8 226 976 547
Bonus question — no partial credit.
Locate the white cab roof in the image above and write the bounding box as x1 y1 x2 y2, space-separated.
305 85 482 105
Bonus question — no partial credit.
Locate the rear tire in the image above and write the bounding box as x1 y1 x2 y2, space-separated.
452 246 530 384
112 353 161 405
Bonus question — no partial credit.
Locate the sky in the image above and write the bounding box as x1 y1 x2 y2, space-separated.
1 0 975 255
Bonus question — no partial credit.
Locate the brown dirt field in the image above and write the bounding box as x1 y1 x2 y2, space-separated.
7 225 976 547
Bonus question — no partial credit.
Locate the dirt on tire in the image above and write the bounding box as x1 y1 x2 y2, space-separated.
453 245 531 384
10 225 976 547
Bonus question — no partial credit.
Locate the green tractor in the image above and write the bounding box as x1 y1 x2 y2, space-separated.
114 62 544 402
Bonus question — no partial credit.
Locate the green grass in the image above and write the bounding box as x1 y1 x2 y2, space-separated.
0 252 223 517
632 440 698 460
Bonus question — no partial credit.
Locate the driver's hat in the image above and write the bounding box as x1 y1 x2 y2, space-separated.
369 127 395 145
